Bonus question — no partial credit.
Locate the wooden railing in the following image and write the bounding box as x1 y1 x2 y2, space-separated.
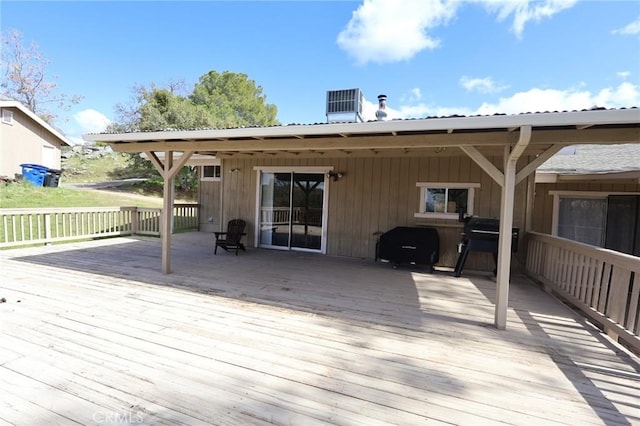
525 232 640 354
260 207 323 226
0 204 199 248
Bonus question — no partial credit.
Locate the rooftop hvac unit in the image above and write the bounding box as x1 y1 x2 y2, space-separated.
326 88 364 123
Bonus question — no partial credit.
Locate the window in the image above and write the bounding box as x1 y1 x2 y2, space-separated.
556 197 607 246
2 109 13 125
551 191 640 250
201 165 221 181
415 182 480 219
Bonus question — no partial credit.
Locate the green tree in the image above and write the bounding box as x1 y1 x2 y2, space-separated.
190 70 278 127
109 70 279 192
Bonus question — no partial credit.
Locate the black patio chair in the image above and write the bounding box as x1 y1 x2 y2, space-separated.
214 219 247 255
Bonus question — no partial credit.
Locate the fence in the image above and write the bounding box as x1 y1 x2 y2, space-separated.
0 204 199 248
260 207 323 227
525 231 640 354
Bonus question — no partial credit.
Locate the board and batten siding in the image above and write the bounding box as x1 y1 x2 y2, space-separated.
216 154 528 272
198 180 221 232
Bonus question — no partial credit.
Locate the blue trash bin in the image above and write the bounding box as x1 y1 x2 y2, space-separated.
20 164 49 186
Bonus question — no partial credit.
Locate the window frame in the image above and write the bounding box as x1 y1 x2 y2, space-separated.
201 165 221 181
550 190 640 237
2 109 13 125
415 182 480 220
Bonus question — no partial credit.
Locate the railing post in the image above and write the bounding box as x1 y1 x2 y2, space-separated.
44 213 52 246
132 207 139 235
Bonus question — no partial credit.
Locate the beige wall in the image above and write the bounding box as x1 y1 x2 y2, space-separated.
198 178 221 232
209 153 530 272
0 107 64 178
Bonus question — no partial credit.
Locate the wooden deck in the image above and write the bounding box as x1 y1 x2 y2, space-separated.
1 233 639 425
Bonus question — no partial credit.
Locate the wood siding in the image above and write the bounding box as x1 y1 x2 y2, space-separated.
198 179 221 232
214 153 529 272
0 107 64 178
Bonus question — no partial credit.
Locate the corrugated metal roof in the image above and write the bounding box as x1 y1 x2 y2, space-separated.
91 106 638 135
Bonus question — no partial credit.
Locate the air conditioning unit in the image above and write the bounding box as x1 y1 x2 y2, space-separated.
326 88 364 123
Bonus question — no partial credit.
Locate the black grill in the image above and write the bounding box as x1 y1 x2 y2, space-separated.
376 226 439 271
453 217 519 277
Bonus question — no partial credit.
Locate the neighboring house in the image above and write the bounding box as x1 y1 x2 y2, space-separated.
0 97 72 179
533 144 640 256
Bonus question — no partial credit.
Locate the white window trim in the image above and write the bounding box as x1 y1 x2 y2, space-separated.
549 190 640 236
201 165 221 181
2 109 13 125
414 182 480 220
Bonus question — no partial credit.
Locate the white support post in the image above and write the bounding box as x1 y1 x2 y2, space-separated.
495 126 531 329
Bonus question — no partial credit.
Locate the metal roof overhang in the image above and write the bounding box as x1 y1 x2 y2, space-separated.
84 109 640 158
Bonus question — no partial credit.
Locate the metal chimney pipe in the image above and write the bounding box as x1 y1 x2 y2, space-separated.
375 94 388 121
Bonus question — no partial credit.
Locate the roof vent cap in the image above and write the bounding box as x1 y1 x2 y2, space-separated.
375 94 388 121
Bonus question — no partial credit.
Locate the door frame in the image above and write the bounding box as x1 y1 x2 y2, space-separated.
254 166 333 254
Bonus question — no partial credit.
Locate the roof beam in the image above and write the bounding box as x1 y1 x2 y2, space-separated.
103 127 639 155
460 145 504 187
515 143 564 185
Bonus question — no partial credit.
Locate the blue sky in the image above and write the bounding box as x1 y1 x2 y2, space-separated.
2 0 639 144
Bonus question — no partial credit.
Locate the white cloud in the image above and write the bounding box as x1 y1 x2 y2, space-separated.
74 109 112 134
337 0 578 64
399 88 423 104
460 76 508 94
337 0 458 65
612 17 640 35
474 82 640 115
478 0 578 38
617 71 630 80
386 82 639 119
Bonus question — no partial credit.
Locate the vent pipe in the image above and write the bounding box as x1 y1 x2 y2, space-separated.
375 94 388 121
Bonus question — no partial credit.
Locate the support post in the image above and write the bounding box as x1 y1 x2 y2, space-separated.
495 126 531 329
161 151 174 274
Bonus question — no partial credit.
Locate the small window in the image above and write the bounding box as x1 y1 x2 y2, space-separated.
415 182 480 219
201 165 221 181
2 109 13 125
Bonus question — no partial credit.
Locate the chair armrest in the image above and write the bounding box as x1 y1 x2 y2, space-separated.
214 232 228 238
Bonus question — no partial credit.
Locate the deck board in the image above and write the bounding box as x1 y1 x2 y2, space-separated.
1 233 639 425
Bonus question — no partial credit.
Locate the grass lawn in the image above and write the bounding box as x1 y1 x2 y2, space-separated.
0 181 164 209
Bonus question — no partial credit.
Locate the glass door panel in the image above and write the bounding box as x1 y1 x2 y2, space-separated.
259 172 291 248
291 173 324 250
259 171 325 252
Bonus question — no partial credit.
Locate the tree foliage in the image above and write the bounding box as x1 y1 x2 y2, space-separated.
109 70 279 192
0 29 82 124
190 71 278 128
109 70 279 133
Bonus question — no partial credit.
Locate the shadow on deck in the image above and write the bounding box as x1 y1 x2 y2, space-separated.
1 232 639 425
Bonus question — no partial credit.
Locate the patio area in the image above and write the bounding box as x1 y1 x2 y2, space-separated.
0 232 638 425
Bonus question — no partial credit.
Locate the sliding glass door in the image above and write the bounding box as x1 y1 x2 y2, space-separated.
259 171 325 252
